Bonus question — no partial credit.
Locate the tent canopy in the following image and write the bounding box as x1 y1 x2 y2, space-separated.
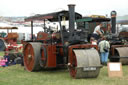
0 27 18 29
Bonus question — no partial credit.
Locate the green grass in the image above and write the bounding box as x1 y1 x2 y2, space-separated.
0 51 5 56
0 65 128 85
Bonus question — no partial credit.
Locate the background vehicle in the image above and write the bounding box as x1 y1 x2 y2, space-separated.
76 11 128 65
0 27 18 51
0 27 23 65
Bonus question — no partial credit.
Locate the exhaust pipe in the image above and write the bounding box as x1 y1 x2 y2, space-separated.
111 11 117 33
68 4 75 33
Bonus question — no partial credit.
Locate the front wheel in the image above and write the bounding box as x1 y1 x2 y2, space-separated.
68 49 102 78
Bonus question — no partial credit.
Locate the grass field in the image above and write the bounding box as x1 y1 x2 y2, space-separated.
0 65 128 85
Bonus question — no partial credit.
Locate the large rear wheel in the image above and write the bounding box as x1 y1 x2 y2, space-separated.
23 42 42 71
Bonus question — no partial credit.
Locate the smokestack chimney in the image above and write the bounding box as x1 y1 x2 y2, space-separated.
111 11 117 33
68 4 75 33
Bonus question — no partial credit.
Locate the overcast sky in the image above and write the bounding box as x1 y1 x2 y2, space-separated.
0 0 128 17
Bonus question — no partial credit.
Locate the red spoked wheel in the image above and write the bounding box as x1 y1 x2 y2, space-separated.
23 42 42 71
69 51 77 78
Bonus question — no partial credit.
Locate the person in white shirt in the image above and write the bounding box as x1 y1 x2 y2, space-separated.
92 23 104 40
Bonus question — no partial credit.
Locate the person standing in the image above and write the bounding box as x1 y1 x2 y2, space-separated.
98 36 110 65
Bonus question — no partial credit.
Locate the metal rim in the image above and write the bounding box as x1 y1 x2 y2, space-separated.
69 51 77 78
24 42 42 71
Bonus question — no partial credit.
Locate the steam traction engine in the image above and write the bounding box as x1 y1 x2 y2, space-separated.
108 11 128 64
76 11 128 65
23 5 102 78
0 27 19 51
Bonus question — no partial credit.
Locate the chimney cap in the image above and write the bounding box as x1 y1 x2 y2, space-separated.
68 4 76 6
